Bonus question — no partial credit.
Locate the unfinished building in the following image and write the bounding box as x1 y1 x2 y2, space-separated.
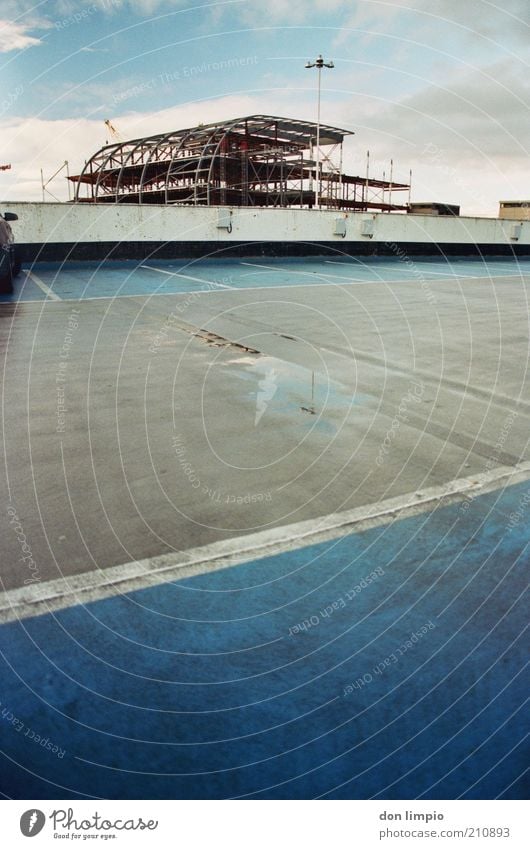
69 115 409 212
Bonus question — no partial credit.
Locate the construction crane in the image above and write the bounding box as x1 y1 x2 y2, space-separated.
104 120 123 144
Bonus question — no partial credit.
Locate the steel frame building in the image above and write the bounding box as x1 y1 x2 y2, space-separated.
70 115 409 211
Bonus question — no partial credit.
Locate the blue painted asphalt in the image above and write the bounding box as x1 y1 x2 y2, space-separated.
2 256 530 302
0 480 528 799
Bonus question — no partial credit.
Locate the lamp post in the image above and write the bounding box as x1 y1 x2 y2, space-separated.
305 54 334 209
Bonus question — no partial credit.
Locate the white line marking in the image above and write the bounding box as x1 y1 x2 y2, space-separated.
323 259 530 279
5 277 471 304
1 461 529 625
324 260 448 272
240 261 282 270
141 264 233 289
474 271 530 278
9 266 528 308
395 270 479 277
324 260 364 266
467 263 530 269
240 262 481 285
0 298 44 304
324 260 501 278
25 270 61 301
30 282 379 304
240 260 372 284
240 261 489 282
417 270 517 278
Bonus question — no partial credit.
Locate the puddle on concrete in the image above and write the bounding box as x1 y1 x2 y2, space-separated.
227 355 370 434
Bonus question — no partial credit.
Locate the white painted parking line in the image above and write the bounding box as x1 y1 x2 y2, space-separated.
14 281 399 305
421 274 497 281
240 261 488 285
141 264 233 289
248 260 478 280
240 261 372 284
324 258 363 264
25 269 61 301
14 262 528 307
396 269 480 277
1 461 529 625
324 260 486 277
469 263 530 269
240 261 289 272
0 298 43 304
467 272 525 278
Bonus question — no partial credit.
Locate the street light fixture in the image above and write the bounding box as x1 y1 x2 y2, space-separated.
305 54 334 209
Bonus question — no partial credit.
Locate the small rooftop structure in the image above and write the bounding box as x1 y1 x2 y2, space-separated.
499 201 530 221
69 114 409 211
408 202 460 217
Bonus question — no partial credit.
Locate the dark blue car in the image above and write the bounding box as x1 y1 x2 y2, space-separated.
0 211 21 294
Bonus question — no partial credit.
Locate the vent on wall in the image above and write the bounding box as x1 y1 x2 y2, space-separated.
361 218 374 237
333 218 347 237
217 209 233 231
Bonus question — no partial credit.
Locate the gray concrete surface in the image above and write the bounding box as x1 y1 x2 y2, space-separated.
1 266 529 592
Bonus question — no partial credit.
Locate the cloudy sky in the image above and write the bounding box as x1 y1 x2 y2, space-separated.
1 0 528 214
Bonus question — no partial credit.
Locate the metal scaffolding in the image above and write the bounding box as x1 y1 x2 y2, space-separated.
69 115 409 211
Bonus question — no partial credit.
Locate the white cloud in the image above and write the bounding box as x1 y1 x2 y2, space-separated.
420 0 529 42
100 0 346 18
92 0 199 15
0 95 272 202
240 0 346 20
1 70 527 216
188 0 530 42
332 57 529 214
353 59 529 162
0 19 44 52
334 0 530 48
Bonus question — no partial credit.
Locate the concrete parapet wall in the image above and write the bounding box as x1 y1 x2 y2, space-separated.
2 202 529 259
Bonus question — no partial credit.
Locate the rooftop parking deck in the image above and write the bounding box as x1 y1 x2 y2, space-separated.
1 256 528 798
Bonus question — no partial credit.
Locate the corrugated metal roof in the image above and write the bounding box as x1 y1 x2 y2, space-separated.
100 115 353 152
